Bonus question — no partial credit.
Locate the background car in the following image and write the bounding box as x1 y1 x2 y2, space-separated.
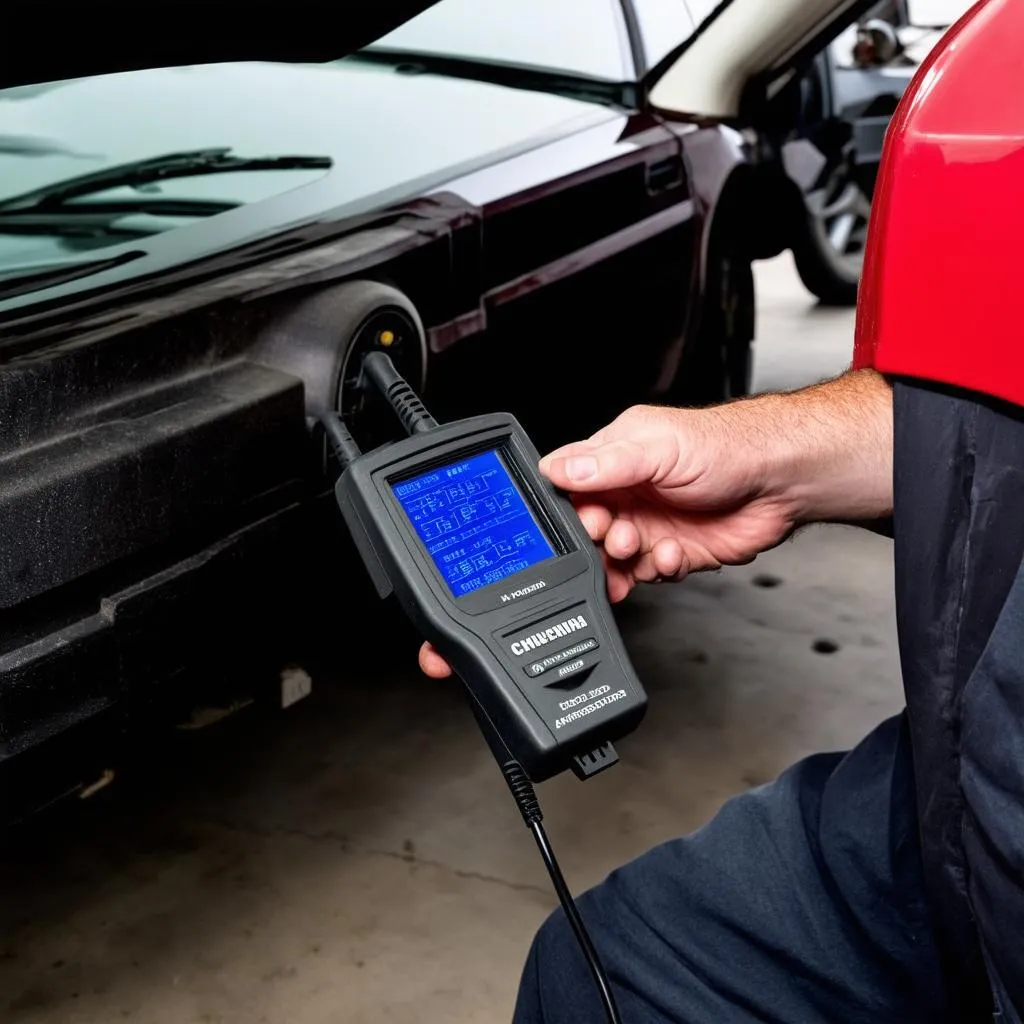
0 0 918 816
788 0 972 303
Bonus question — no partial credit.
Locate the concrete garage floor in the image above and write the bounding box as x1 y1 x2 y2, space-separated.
0 255 903 1023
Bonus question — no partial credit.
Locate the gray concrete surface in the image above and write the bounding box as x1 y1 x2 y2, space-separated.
0 255 903 1023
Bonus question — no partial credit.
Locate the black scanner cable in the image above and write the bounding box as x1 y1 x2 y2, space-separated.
500 758 623 1024
320 355 623 1024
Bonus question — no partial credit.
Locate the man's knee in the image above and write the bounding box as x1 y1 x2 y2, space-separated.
513 908 582 1024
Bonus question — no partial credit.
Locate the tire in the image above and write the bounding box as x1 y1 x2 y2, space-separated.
671 249 754 406
792 161 872 307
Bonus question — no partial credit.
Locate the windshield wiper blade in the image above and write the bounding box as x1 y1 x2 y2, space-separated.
0 198 237 236
0 148 333 214
350 50 636 109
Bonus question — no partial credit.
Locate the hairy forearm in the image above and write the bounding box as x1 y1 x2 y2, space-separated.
713 368 893 525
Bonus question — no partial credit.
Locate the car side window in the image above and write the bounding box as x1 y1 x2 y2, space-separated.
370 0 633 82
630 0 696 71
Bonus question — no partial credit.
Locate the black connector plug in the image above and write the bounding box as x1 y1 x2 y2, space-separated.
572 742 619 780
361 351 437 436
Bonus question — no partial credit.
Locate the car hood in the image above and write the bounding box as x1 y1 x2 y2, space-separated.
3 1 440 90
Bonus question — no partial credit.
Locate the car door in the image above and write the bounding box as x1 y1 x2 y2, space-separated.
470 110 695 439
386 0 701 439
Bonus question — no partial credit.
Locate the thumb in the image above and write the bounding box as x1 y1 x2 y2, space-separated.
540 436 675 492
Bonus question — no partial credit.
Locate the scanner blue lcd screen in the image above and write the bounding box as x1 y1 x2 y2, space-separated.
392 449 556 597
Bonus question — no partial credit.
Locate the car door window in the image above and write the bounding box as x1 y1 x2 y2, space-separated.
371 0 634 81
630 0 695 70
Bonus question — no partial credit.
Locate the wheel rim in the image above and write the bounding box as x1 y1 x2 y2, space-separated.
805 163 873 277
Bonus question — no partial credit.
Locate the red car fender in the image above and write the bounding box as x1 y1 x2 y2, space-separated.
853 0 1024 408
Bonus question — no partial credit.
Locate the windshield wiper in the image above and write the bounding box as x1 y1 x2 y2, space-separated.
0 148 333 215
0 199 237 238
350 50 636 109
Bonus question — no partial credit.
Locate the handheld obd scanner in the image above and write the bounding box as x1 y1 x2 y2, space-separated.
323 353 647 1023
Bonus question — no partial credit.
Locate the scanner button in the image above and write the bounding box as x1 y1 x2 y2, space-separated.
544 651 599 687
524 637 599 678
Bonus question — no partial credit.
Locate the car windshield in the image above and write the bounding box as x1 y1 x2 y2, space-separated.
369 0 633 80
0 0 695 308
0 73 340 292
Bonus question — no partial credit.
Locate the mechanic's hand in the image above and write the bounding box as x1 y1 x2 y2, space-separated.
420 370 894 678
538 403 801 599
419 403 798 678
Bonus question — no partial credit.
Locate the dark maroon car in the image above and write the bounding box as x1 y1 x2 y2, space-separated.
0 0 867 813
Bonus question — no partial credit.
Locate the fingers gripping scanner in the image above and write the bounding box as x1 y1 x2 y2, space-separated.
322 353 647 1024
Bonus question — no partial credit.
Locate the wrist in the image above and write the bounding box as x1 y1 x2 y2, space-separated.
716 370 894 524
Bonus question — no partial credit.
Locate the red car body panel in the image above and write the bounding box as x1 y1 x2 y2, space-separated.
853 0 1024 408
